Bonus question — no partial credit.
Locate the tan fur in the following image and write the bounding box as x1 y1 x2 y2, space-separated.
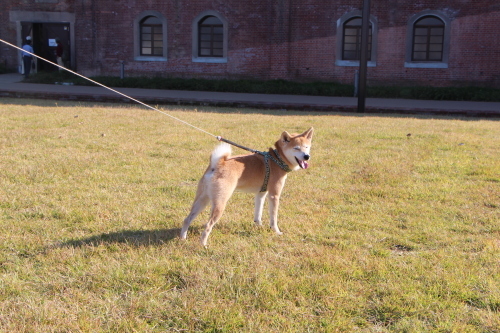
180 127 313 246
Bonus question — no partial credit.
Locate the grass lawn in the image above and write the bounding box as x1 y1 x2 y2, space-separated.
0 98 499 332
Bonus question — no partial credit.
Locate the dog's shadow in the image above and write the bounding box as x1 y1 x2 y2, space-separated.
60 227 193 248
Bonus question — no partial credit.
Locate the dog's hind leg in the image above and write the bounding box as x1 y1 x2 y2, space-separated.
200 188 234 246
253 191 268 226
180 183 210 239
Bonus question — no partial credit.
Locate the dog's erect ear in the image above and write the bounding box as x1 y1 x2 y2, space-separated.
281 131 291 143
301 127 314 140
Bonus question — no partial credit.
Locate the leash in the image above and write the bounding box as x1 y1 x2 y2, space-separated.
0 38 217 138
1 38 291 189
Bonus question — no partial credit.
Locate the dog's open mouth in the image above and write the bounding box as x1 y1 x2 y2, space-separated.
296 157 309 169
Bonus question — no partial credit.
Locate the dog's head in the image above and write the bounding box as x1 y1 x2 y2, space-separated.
276 127 314 171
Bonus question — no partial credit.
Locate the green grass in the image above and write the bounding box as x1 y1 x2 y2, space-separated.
0 98 499 332
25 71 500 101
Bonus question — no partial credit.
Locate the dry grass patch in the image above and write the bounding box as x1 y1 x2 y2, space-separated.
0 98 499 332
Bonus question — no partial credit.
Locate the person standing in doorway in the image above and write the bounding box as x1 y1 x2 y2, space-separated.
22 36 34 79
55 38 64 70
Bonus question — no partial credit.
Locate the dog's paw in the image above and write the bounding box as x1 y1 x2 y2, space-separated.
271 227 283 235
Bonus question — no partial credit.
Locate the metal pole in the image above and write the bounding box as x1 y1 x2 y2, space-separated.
357 0 371 113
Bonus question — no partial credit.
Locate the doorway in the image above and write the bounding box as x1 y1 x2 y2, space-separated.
21 22 71 72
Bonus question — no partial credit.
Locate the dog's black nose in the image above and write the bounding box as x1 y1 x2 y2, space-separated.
304 154 310 161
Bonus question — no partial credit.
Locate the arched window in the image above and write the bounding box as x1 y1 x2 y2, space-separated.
342 17 372 61
140 16 163 56
198 16 223 57
405 11 451 68
412 16 444 61
192 11 228 63
335 10 377 67
134 11 167 61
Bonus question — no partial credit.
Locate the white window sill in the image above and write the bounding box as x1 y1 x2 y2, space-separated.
134 56 167 62
404 62 448 69
336 60 377 67
192 57 227 63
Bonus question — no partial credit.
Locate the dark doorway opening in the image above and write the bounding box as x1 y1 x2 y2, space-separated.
21 22 71 72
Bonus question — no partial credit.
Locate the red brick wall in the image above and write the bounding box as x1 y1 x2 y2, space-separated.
2 0 499 88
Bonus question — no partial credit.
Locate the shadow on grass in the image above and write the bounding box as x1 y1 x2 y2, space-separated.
60 228 191 248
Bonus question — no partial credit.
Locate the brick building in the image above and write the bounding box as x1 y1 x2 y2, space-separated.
2 0 499 88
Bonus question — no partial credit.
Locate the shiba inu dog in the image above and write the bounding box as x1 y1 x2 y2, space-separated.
180 128 313 246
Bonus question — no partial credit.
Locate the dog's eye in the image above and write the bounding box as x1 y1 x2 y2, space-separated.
294 147 300 151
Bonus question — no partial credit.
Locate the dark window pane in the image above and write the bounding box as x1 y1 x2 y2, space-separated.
414 28 427 36
200 49 211 56
430 36 443 43
346 18 362 26
344 28 358 36
413 51 426 60
416 17 443 26
344 44 357 51
345 36 358 44
201 16 222 25
428 52 442 60
414 36 427 44
429 44 442 52
343 51 357 60
430 27 444 35
413 44 427 52
142 16 161 25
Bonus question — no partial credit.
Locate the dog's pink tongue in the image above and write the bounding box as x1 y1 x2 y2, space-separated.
300 160 309 169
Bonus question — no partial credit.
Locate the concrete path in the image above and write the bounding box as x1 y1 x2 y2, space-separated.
0 73 498 117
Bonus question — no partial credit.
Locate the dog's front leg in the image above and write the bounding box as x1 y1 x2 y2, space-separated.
254 191 267 226
268 194 283 235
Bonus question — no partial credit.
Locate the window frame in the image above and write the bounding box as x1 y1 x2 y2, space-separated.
192 11 228 63
342 17 372 61
134 11 167 62
411 16 445 62
405 11 451 68
140 16 163 57
198 16 224 57
336 10 377 67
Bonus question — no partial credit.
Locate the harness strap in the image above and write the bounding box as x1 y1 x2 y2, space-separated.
261 152 271 192
217 136 292 192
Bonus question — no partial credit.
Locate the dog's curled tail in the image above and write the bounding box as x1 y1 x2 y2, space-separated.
210 143 232 169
